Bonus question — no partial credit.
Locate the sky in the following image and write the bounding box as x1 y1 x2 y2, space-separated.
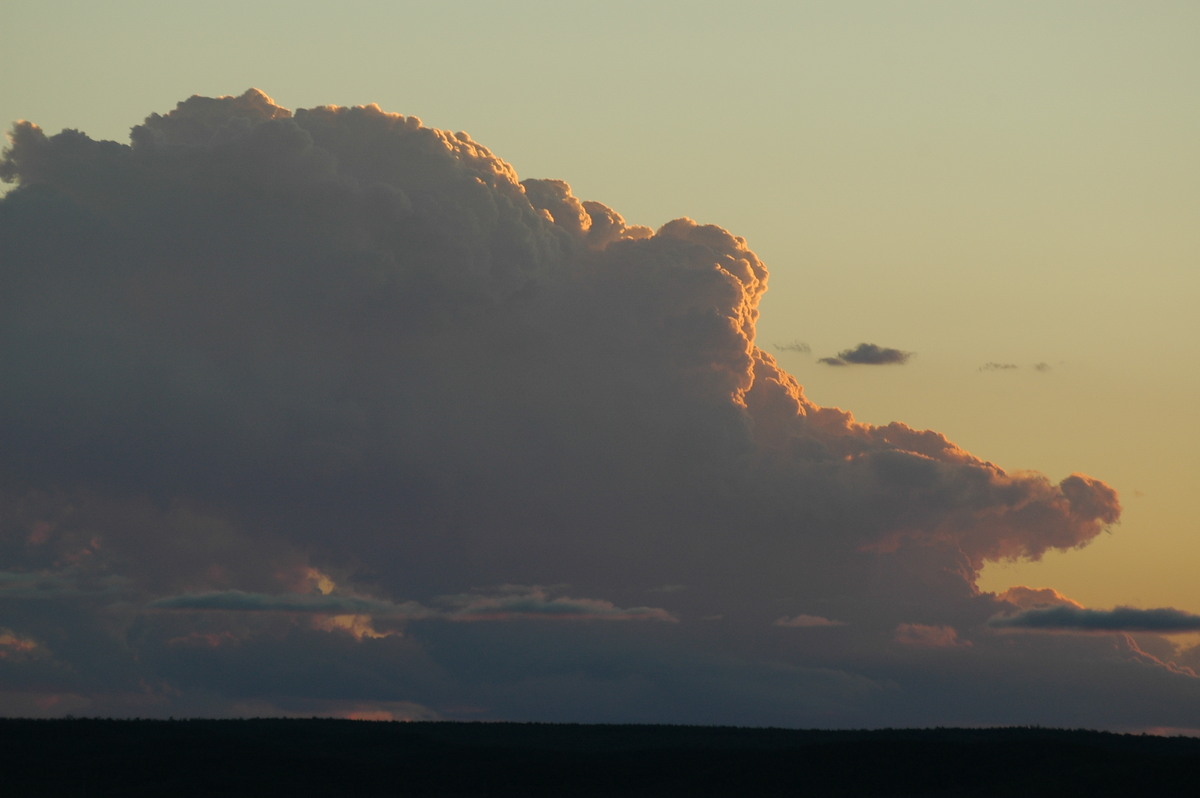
1 1 1199 729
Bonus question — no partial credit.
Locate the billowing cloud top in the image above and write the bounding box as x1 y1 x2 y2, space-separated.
0 90 1179 729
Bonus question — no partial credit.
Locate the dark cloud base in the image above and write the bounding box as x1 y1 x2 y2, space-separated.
1 90 1186 729
993 606 1200 633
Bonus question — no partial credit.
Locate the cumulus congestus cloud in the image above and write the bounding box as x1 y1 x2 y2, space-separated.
4 90 1186 728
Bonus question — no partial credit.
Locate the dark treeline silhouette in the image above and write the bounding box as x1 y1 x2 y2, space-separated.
2 719 1197 796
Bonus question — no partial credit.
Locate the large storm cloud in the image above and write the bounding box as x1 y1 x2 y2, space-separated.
3 90 1194 728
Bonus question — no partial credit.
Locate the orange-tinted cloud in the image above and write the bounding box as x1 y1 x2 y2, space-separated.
773 614 845 628
997 585 1084 610
0 629 40 659
894 623 970 648
0 90 1156 728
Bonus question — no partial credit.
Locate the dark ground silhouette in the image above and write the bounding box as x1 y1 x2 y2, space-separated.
2 719 1197 796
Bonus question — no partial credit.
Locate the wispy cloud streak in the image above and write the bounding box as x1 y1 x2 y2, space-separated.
149 587 676 623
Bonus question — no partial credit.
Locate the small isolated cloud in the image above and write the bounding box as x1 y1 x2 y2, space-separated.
894 623 969 648
774 341 811 354
819 343 912 366
978 362 1053 373
990 606 1200 634
773 614 845 628
0 629 42 660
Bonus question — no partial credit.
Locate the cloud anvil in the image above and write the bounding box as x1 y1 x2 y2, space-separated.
3 90 1194 729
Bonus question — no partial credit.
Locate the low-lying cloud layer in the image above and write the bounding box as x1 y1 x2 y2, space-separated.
1 90 1193 728
992 606 1200 633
